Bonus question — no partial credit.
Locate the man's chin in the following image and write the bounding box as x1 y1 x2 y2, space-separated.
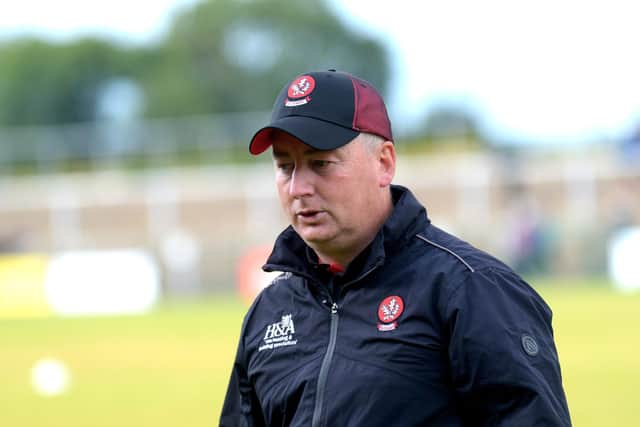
295 227 336 247
299 234 333 246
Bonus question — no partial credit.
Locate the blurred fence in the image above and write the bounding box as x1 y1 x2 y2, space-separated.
0 112 269 174
1 113 639 298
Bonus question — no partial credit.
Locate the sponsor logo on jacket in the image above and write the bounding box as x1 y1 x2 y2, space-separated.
259 314 298 352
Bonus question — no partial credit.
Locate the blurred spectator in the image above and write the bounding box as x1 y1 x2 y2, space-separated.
505 192 552 276
620 123 640 166
0 230 30 253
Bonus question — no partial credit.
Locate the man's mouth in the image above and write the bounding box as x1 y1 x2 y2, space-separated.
296 209 323 220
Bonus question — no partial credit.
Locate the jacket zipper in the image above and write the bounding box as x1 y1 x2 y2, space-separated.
310 260 382 427
311 301 339 427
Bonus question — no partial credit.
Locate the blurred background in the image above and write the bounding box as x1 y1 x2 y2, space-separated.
1 0 639 426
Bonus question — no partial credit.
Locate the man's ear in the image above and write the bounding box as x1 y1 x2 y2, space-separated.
378 141 396 187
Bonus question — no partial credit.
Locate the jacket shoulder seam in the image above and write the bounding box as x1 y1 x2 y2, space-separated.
415 233 475 273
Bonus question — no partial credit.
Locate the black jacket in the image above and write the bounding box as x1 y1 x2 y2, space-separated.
220 185 571 426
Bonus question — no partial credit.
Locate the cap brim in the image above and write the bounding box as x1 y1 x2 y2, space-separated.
249 116 359 155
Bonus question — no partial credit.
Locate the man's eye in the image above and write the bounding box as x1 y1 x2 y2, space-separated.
311 160 331 169
277 163 293 173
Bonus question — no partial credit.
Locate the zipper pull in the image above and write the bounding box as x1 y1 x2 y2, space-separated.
330 302 338 314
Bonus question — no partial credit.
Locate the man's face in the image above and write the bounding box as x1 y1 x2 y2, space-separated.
271 132 391 262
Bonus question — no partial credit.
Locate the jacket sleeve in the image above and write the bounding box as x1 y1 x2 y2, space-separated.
445 267 572 426
219 324 266 427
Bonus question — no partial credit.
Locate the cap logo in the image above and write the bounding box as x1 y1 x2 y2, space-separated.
288 75 315 98
285 75 315 107
377 295 404 331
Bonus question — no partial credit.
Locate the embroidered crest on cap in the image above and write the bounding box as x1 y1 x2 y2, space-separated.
377 295 404 331
285 75 315 107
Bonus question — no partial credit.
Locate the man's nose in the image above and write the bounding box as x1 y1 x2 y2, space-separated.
289 166 314 198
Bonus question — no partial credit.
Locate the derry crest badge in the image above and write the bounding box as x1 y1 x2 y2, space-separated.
285 75 315 107
377 295 404 331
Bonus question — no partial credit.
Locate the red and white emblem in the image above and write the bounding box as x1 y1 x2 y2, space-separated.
287 75 316 99
377 295 404 331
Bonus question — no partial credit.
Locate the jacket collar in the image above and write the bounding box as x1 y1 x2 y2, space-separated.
262 185 430 282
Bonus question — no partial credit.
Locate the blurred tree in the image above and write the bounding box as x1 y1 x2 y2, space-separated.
142 0 389 117
0 0 389 126
415 105 487 146
0 39 136 125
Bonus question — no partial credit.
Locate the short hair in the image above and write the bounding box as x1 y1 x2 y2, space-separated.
358 132 386 154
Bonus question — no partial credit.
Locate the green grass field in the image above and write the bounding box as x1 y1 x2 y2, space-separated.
1 282 639 426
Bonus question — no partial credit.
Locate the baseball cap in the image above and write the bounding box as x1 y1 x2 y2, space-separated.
249 70 393 155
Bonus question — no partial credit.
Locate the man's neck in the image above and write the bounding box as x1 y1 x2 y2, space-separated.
315 250 352 270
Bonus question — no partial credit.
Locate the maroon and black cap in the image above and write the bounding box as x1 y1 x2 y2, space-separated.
249 70 393 155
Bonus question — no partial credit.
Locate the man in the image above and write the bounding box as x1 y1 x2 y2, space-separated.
220 70 571 426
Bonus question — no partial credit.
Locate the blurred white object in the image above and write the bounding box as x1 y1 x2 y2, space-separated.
608 227 640 292
31 358 70 397
160 229 201 274
44 249 160 315
160 228 202 296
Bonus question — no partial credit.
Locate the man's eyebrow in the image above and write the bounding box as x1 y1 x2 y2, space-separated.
272 149 290 158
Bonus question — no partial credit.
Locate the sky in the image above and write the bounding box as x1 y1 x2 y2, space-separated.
1 0 639 145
